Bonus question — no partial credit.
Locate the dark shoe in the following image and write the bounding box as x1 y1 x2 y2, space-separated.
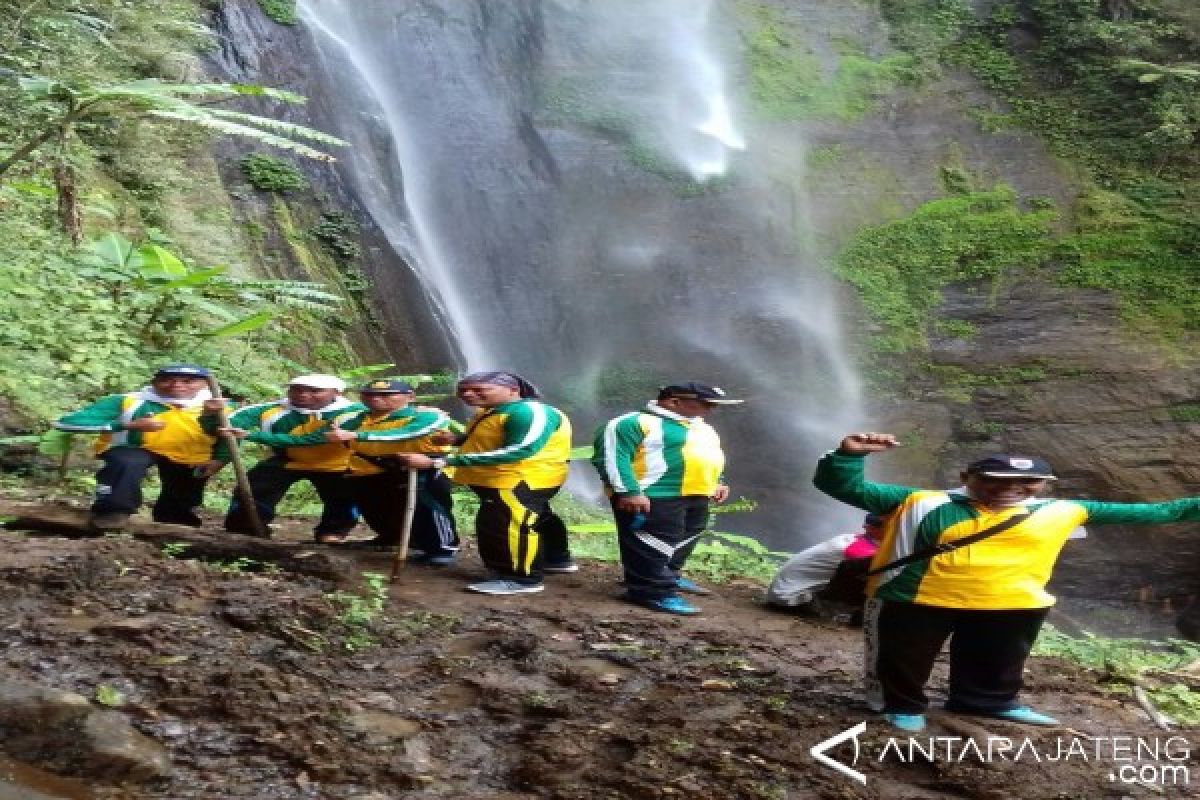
407 551 457 566
340 538 397 551
543 560 580 574
88 512 130 532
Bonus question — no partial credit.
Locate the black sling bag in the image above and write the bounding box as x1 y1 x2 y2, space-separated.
864 508 1033 577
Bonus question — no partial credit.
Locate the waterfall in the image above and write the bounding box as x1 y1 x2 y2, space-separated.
293 0 864 544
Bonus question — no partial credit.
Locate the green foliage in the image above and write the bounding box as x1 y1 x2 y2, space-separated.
1033 626 1200 724
687 531 789 584
161 542 191 558
325 571 389 652
311 210 361 262
239 153 308 192
876 0 1200 342
1168 404 1200 422
835 185 1058 353
93 684 125 707
741 3 915 121
256 0 298 26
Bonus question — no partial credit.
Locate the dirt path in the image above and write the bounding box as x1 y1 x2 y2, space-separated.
0 510 1192 799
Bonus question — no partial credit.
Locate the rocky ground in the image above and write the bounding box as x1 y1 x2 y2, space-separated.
0 503 1194 800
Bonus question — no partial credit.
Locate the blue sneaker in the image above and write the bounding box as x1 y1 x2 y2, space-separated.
883 712 926 733
425 553 457 567
987 706 1059 726
675 577 711 595
628 594 700 615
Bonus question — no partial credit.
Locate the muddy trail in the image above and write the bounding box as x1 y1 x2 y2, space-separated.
0 502 1192 799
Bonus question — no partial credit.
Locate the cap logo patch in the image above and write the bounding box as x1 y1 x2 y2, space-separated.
712 387 726 396
1009 458 1034 469
371 381 390 389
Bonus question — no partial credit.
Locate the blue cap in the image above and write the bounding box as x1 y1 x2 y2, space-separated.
359 379 414 394
155 364 210 378
659 382 743 405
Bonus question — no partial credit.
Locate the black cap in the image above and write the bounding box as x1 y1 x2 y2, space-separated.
659 382 744 405
359 379 414 394
864 513 883 526
155 364 210 378
966 455 1057 480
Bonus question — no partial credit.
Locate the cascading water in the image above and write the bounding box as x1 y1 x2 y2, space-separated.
292 0 864 545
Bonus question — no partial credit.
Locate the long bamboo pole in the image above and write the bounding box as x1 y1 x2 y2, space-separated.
205 375 269 538
390 468 420 582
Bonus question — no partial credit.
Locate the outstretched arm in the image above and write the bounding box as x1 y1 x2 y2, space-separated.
813 432 918 513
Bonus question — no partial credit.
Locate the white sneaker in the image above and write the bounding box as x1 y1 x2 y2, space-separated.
466 579 545 595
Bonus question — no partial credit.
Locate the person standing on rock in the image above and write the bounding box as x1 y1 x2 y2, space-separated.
393 371 574 595
54 364 226 532
322 379 461 562
591 382 742 615
814 431 1200 733
207 374 364 542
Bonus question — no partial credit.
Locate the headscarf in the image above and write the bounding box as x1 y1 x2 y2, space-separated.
458 371 541 399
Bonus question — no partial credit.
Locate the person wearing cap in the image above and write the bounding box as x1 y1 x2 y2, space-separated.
814 431 1200 733
591 382 742 615
765 512 883 614
208 374 364 542
54 364 225 531
393 371 572 595
322 380 460 561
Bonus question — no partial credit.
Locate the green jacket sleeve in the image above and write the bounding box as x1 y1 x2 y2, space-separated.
244 430 329 447
592 414 645 496
812 451 920 513
1076 497 1200 525
54 395 127 433
447 403 557 467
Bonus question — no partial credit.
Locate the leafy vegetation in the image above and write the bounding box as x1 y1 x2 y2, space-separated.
0 1 374 430
256 0 298 26
740 2 916 121
325 571 389 651
1034 626 1200 725
870 0 1200 339
239 153 309 192
835 185 1057 354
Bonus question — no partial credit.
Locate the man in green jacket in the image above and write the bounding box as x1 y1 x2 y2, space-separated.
324 379 460 561
814 431 1200 733
592 382 742 615
209 374 364 542
55 364 224 531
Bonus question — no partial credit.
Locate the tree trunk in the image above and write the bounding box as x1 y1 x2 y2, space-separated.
53 161 82 246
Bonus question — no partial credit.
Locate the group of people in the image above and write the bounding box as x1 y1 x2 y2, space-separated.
55 365 1200 732
55 366 737 609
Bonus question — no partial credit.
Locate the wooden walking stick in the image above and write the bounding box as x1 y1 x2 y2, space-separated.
390 467 420 581
205 375 269 538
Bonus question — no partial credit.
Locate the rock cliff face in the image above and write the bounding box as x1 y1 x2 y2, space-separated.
210 0 1198 611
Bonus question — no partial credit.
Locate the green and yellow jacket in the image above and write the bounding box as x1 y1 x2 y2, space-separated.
447 400 571 490
592 403 725 498
55 389 218 466
210 398 365 472
341 407 454 476
814 451 1200 610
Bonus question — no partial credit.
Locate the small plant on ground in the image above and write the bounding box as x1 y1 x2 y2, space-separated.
161 542 191 558
325 571 389 651
1033 626 1200 725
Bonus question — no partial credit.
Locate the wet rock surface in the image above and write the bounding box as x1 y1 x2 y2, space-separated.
0 514 1183 798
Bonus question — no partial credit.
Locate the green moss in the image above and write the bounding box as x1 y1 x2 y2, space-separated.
1169 405 1200 422
239 153 309 193
256 0 298 25
741 3 915 121
835 185 1058 354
